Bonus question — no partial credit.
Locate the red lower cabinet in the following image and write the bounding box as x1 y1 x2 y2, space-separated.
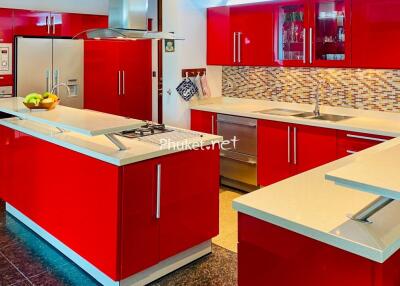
258 120 337 186
238 214 384 286
337 131 393 158
121 147 220 279
191 110 217 134
0 126 14 200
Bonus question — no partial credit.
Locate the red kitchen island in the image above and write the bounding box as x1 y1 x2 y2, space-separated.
0 98 222 286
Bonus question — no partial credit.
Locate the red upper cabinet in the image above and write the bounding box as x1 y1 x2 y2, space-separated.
274 0 308 66
191 110 217 134
207 3 274 66
51 13 108 37
309 0 351 67
207 6 232 66
231 4 274 66
352 0 400 69
274 0 351 67
0 9 14 43
13 10 52 36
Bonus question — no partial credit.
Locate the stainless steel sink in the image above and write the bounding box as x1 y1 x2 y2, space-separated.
254 108 304 117
293 112 353 122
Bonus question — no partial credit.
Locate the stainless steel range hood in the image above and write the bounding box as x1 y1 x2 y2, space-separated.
74 0 181 40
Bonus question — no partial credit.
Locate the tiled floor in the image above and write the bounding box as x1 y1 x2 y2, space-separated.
0 197 238 286
212 188 243 253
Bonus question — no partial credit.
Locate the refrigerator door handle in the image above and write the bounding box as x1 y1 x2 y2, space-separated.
52 16 56 35
45 70 50 92
53 69 59 94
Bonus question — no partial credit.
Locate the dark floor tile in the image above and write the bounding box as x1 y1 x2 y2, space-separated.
1 244 49 279
150 245 237 286
0 254 27 286
29 272 66 286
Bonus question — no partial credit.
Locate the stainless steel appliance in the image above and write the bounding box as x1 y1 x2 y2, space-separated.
76 0 180 40
217 114 258 192
0 43 12 76
117 122 173 139
16 37 84 109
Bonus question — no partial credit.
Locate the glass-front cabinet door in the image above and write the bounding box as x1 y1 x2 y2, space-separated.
275 1 307 66
310 0 351 66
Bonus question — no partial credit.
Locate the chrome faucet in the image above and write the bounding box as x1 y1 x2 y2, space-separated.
314 79 332 117
51 83 71 97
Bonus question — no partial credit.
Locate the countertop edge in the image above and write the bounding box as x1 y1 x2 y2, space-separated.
232 201 389 263
326 174 400 201
190 106 400 138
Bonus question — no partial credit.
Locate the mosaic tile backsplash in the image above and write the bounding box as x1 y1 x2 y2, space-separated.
222 67 400 112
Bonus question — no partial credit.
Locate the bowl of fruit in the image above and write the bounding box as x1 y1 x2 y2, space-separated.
23 92 60 111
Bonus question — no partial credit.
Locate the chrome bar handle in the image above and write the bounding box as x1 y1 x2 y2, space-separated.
309 28 313 64
303 28 306 64
45 70 50 92
156 164 162 219
46 16 50 34
118 71 121 96
294 127 297 165
54 70 59 95
233 32 237 63
347 134 387 143
122 70 125 95
287 126 291 163
52 16 56 35
238 32 242 63
211 115 215 134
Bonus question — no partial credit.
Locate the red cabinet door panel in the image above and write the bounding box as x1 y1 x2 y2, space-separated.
207 6 233 66
337 131 393 158
238 214 375 286
52 13 108 37
159 148 220 260
120 40 152 121
258 120 292 186
191 110 217 134
5 130 121 280
352 0 400 68
0 9 14 43
309 0 351 67
13 9 51 36
84 40 121 115
121 159 159 279
294 124 337 174
231 3 274 66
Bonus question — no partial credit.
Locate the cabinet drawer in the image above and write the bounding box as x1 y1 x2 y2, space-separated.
337 131 393 157
217 114 257 155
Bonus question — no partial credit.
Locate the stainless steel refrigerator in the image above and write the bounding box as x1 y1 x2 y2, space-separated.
16 37 84 109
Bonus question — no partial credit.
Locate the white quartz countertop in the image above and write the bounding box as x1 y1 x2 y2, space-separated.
326 144 400 200
191 97 400 137
0 117 222 167
233 137 400 263
0 97 144 136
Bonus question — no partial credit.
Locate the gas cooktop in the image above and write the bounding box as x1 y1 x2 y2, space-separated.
117 122 173 139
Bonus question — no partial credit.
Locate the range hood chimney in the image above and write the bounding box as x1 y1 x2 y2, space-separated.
74 0 181 40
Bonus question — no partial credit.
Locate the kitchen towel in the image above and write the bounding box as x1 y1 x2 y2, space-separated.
201 74 212 97
176 77 198 102
194 74 204 98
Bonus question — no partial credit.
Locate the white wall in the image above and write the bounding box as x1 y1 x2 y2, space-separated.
0 0 108 15
162 0 223 129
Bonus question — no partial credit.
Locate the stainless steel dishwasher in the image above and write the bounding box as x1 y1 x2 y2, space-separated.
217 114 258 192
